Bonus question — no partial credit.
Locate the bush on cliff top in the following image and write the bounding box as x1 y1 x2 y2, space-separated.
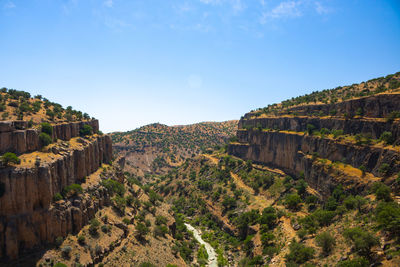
1 152 21 167
80 124 93 136
39 132 52 147
62 184 83 198
41 122 53 135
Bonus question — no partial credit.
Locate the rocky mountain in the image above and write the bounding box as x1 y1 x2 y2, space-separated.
110 121 237 176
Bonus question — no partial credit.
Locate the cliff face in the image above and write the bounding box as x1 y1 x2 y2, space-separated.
239 116 400 144
229 94 400 197
0 133 112 259
0 120 100 155
244 93 400 119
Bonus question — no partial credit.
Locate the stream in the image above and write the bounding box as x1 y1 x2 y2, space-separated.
184 223 218 267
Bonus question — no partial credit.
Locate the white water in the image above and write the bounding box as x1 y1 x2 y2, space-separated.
184 223 218 267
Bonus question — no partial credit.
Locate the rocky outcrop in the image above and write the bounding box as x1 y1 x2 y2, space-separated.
0 120 99 155
229 130 384 197
231 129 398 177
244 93 400 119
239 117 400 144
0 134 112 259
230 93 400 197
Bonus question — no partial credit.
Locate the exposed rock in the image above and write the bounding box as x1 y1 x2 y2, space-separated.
0 120 100 155
0 134 112 259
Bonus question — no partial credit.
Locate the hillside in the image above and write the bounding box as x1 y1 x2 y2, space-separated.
155 151 400 266
0 87 93 124
225 72 400 265
0 89 191 266
111 121 237 176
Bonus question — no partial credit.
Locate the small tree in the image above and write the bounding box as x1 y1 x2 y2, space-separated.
41 122 53 135
135 222 149 239
379 131 394 145
343 227 379 257
315 232 336 256
39 132 52 147
306 124 316 135
379 163 391 176
371 182 392 202
285 193 302 211
1 152 21 167
285 240 315 264
80 124 93 136
89 219 100 236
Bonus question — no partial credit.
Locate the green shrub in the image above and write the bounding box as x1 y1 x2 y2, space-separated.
53 193 63 201
285 241 315 264
80 124 93 136
39 132 52 146
41 122 53 135
62 184 83 198
307 124 316 135
379 163 391 176
324 196 338 211
332 129 344 139
77 235 85 245
315 232 335 255
371 182 392 202
336 257 369 267
153 225 169 238
379 131 394 145
61 245 72 258
155 215 168 225
359 165 366 176
112 195 126 213
101 179 125 196
343 195 366 211
54 263 68 267
285 193 302 211
375 201 400 237
89 219 100 235
259 207 277 229
122 218 131 225
135 222 149 239
343 227 379 257
1 152 20 166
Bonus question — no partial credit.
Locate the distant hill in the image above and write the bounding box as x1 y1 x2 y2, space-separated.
110 121 238 176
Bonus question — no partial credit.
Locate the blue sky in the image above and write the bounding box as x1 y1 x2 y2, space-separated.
1 0 399 132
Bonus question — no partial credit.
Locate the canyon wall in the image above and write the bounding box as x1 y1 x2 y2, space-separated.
230 94 399 197
0 120 100 155
244 93 400 119
0 133 112 259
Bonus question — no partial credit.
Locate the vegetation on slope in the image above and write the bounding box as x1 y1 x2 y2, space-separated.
0 87 92 123
151 149 400 266
110 121 237 176
250 71 400 118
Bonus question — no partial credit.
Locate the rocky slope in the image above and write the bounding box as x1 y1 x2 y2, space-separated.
111 121 237 176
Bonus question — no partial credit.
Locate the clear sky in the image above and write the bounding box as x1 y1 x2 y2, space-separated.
1 0 399 132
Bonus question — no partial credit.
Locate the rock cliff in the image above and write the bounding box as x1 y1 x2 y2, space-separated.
0 120 100 155
0 132 112 259
229 93 400 197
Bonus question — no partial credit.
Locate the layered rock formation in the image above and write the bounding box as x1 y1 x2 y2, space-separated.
0 132 112 259
0 120 99 155
229 93 400 197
